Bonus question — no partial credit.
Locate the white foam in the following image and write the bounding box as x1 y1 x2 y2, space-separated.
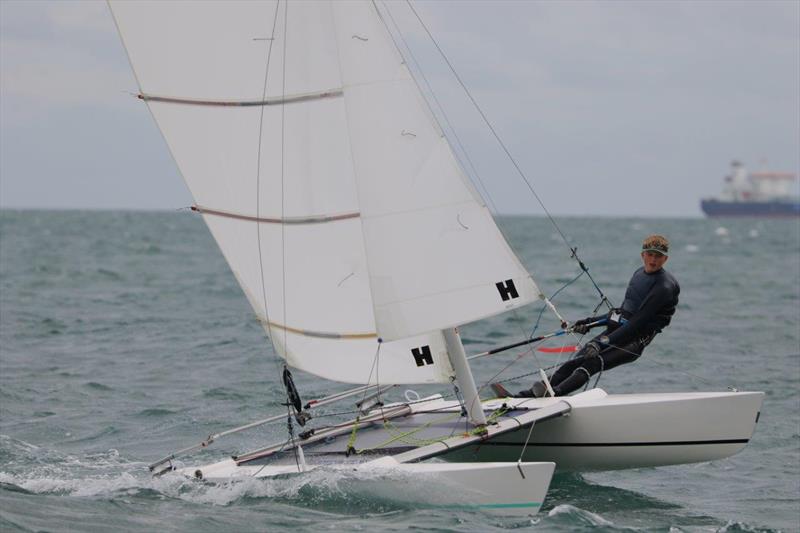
548 504 613 526
0 470 141 497
0 437 485 510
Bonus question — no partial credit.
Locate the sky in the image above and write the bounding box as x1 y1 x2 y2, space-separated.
0 0 798 217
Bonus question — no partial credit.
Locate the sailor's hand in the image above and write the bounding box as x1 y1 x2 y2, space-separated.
581 341 602 359
572 318 591 335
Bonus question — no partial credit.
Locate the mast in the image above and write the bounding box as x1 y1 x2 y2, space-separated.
443 328 486 426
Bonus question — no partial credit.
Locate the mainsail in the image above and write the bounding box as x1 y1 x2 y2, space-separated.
109 0 544 385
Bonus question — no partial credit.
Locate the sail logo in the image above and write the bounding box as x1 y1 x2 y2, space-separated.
496 279 519 301
411 346 434 367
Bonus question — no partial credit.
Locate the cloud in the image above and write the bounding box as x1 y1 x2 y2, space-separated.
1 1 136 111
46 0 117 35
0 0 796 214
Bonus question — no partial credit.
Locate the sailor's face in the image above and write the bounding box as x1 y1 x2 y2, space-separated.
641 251 668 273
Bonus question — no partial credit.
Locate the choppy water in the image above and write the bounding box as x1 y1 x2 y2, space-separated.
1 210 798 532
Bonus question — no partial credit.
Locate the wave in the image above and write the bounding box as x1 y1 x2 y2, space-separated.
0 435 786 531
0 436 445 512
547 504 614 527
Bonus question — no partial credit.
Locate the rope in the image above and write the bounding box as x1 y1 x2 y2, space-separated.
352 405 510 455
363 412 462 451
250 1 305 456
589 353 605 391
255 0 282 376
599 337 738 390
286 402 300 470
344 342 385 454
529 271 584 339
487 336 741 393
309 392 461 423
278 0 289 363
517 410 537 463
345 416 361 456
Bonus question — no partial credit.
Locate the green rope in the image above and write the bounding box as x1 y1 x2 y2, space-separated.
345 416 361 456
360 412 462 452
352 406 511 454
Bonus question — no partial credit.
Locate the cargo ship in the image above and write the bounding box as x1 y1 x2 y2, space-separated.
701 161 800 217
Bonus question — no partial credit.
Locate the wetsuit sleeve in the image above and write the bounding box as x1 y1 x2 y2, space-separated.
578 314 606 327
605 285 671 347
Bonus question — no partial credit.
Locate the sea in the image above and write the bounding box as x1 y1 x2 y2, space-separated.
1 210 798 532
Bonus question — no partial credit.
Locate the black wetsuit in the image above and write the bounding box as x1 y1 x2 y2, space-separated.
539 266 680 397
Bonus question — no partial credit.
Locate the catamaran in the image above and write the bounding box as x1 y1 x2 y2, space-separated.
108 0 763 513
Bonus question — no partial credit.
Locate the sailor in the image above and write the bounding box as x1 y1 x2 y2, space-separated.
495 234 680 398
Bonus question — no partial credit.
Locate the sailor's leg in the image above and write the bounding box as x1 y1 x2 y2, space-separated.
552 342 645 396
513 333 647 398
551 331 610 386
548 357 583 386
597 342 644 371
515 357 583 397
551 357 602 396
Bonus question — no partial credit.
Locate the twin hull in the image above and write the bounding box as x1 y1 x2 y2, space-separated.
203 389 763 474
175 389 762 513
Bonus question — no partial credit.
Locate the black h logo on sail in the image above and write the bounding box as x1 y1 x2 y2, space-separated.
412 346 434 367
496 279 519 301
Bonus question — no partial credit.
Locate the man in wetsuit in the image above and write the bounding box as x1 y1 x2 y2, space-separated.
494 234 680 398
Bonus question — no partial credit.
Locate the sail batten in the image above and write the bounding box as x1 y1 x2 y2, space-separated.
193 205 360 225
260 319 376 340
138 88 343 107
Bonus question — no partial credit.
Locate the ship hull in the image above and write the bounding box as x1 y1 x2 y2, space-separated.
701 199 800 217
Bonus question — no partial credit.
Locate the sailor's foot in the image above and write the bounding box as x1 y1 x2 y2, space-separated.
492 381 550 398
516 381 549 398
490 382 512 398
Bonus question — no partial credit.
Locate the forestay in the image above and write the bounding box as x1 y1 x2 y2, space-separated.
109 0 543 384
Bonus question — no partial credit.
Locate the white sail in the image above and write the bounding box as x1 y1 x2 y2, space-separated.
109 0 542 383
331 1 543 341
109 0 455 384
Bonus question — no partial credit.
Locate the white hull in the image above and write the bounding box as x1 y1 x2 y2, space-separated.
455 389 764 470
179 458 555 515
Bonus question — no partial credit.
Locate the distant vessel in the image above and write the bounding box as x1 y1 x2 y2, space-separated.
701 161 800 217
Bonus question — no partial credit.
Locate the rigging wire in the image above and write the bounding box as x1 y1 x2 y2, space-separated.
252 0 306 453
277 2 303 464
252 1 300 431
255 2 281 351
528 271 585 339
491 338 735 391
347 341 384 454
279 0 289 364
377 1 497 214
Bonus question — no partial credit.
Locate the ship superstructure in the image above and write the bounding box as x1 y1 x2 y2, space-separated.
701 161 799 217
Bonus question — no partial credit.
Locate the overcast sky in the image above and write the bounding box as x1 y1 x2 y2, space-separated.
1 0 798 217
